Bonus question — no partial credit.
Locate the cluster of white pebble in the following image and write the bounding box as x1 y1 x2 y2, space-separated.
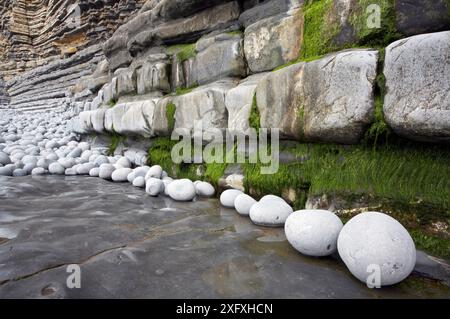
219 189 417 286
0 111 417 287
0 112 217 202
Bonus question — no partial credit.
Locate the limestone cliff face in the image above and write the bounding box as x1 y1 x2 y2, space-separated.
0 0 145 80
0 0 145 110
1 0 449 144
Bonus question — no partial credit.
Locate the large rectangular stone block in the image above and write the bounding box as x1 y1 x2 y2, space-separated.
244 8 303 73
191 33 247 86
255 49 378 144
173 79 238 140
136 62 171 94
384 31 450 143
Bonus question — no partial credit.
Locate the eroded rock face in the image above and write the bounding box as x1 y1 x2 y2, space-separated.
384 32 450 143
256 63 303 140
192 33 246 85
239 0 303 28
299 49 378 144
255 49 378 144
173 79 238 140
119 100 156 137
244 8 303 73
136 61 171 94
0 0 145 81
226 73 268 135
104 1 241 72
395 0 450 36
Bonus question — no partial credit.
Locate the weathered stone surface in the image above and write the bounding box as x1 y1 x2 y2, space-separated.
384 32 450 143
298 49 378 144
105 1 240 72
0 0 144 82
239 0 303 28
256 49 378 144
395 0 450 36
116 69 137 97
78 110 95 133
226 73 268 135
105 104 128 133
117 101 156 137
191 33 246 85
244 9 303 73
255 63 303 139
136 62 171 94
152 97 174 137
0 176 448 298
173 79 238 140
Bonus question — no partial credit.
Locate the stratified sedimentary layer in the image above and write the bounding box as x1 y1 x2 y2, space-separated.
0 0 146 81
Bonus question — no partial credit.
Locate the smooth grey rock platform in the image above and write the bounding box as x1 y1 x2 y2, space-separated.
0 176 449 298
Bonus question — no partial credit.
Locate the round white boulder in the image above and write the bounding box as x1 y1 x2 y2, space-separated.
98 164 115 180
77 162 95 175
0 152 11 165
48 162 65 175
89 167 100 177
133 176 145 188
31 167 46 175
162 178 173 196
57 157 75 169
37 158 51 169
249 200 293 227
134 166 150 178
145 178 164 196
111 168 133 182
116 157 131 168
65 168 78 176
167 179 196 201
337 212 416 286
94 155 109 167
0 167 13 176
220 189 243 208
145 165 163 180
260 194 287 204
195 182 215 197
127 171 136 183
13 169 27 177
285 210 343 257
234 194 257 216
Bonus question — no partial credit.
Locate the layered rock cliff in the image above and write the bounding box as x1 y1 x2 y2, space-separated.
0 0 145 110
70 0 449 144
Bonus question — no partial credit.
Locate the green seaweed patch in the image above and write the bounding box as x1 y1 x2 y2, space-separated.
363 47 391 147
350 0 401 47
363 95 390 147
411 230 450 261
107 132 124 156
175 84 198 96
226 30 243 36
147 137 229 185
245 142 450 212
167 43 197 62
107 98 118 108
166 102 176 132
300 0 340 60
249 93 261 132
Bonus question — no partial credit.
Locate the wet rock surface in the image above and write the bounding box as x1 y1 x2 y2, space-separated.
0 176 449 298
